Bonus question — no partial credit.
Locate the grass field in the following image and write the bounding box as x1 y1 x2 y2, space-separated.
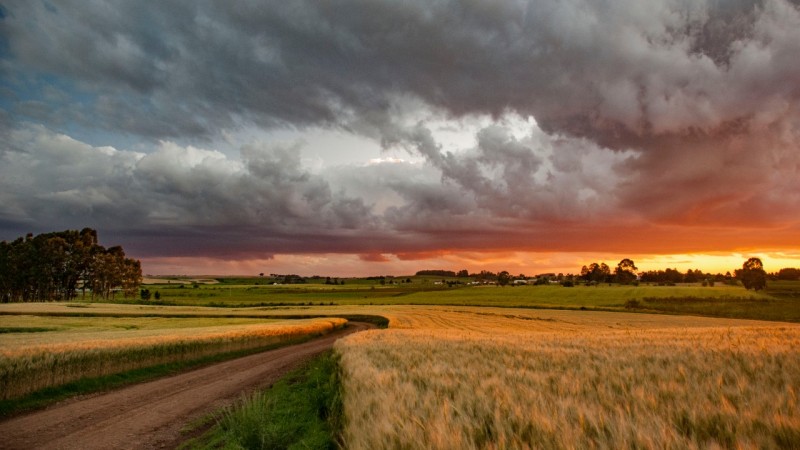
135 280 752 307
124 278 800 323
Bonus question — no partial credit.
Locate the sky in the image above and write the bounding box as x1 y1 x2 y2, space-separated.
1 0 800 277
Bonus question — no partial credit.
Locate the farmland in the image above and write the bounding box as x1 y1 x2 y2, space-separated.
0 315 346 401
333 303 800 449
82 277 800 322
1 279 798 448
337 322 800 449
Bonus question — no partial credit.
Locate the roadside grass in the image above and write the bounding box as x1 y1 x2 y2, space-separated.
183 350 343 450
0 318 346 401
0 333 323 418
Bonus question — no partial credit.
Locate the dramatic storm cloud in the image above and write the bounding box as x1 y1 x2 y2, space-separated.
1 0 799 274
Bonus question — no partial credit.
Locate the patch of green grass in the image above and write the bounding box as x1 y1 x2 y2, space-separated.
400 284 769 307
0 327 58 334
389 284 798 322
0 334 320 419
338 314 389 329
185 350 343 450
630 296 800 322
125 277 452 307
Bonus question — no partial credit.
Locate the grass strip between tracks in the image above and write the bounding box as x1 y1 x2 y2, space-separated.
183 349 344 450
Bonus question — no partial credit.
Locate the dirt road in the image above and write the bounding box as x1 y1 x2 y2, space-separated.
0 322 373 450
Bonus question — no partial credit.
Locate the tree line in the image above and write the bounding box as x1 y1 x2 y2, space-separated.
581 257 771 291
0 228 142 302
417 257 791 292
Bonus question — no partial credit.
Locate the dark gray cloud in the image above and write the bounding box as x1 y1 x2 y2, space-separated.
3 0 798 142
1 0 800 264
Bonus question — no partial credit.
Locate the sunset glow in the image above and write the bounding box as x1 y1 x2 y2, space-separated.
2 1 799 276
141 251 800 278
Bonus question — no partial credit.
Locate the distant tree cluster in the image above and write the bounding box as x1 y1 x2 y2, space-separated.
774 268 800 281
0 228 142 302
415 270 457 277
580 262 612 283
393 258 791 292
324 276 344 285
578 260 639 285
638 268 724 285
264 274 307 284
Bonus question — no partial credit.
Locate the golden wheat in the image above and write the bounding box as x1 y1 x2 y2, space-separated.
0 318 345 400
336 313 800 449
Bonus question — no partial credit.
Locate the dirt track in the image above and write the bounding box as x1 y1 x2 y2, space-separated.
0 322 373 450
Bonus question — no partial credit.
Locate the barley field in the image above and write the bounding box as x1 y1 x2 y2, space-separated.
0 317 346 400
336 311 800 449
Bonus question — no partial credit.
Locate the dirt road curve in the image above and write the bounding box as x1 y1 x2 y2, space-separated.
0 322 374 450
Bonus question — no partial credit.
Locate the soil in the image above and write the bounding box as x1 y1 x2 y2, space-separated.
0 322 374 449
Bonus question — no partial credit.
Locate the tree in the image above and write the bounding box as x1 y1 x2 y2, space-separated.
121 258 142 298
581 262 611 284
736 257 767 291
0 229 141 302
614 259 638 284
497 271 511 286
0 241 11 303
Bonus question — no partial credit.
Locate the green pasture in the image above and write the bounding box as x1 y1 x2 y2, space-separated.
133 277 800 322
399 284 769 307
136 276 453 306
394 283 799 322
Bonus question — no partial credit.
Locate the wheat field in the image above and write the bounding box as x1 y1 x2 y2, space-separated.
336 311 800 449
3 302 799 448
0 317 346 400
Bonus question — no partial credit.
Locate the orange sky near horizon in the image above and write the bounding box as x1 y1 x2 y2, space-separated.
141 250 800 278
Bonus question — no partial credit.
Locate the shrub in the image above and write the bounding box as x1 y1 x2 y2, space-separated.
624 299 642 309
